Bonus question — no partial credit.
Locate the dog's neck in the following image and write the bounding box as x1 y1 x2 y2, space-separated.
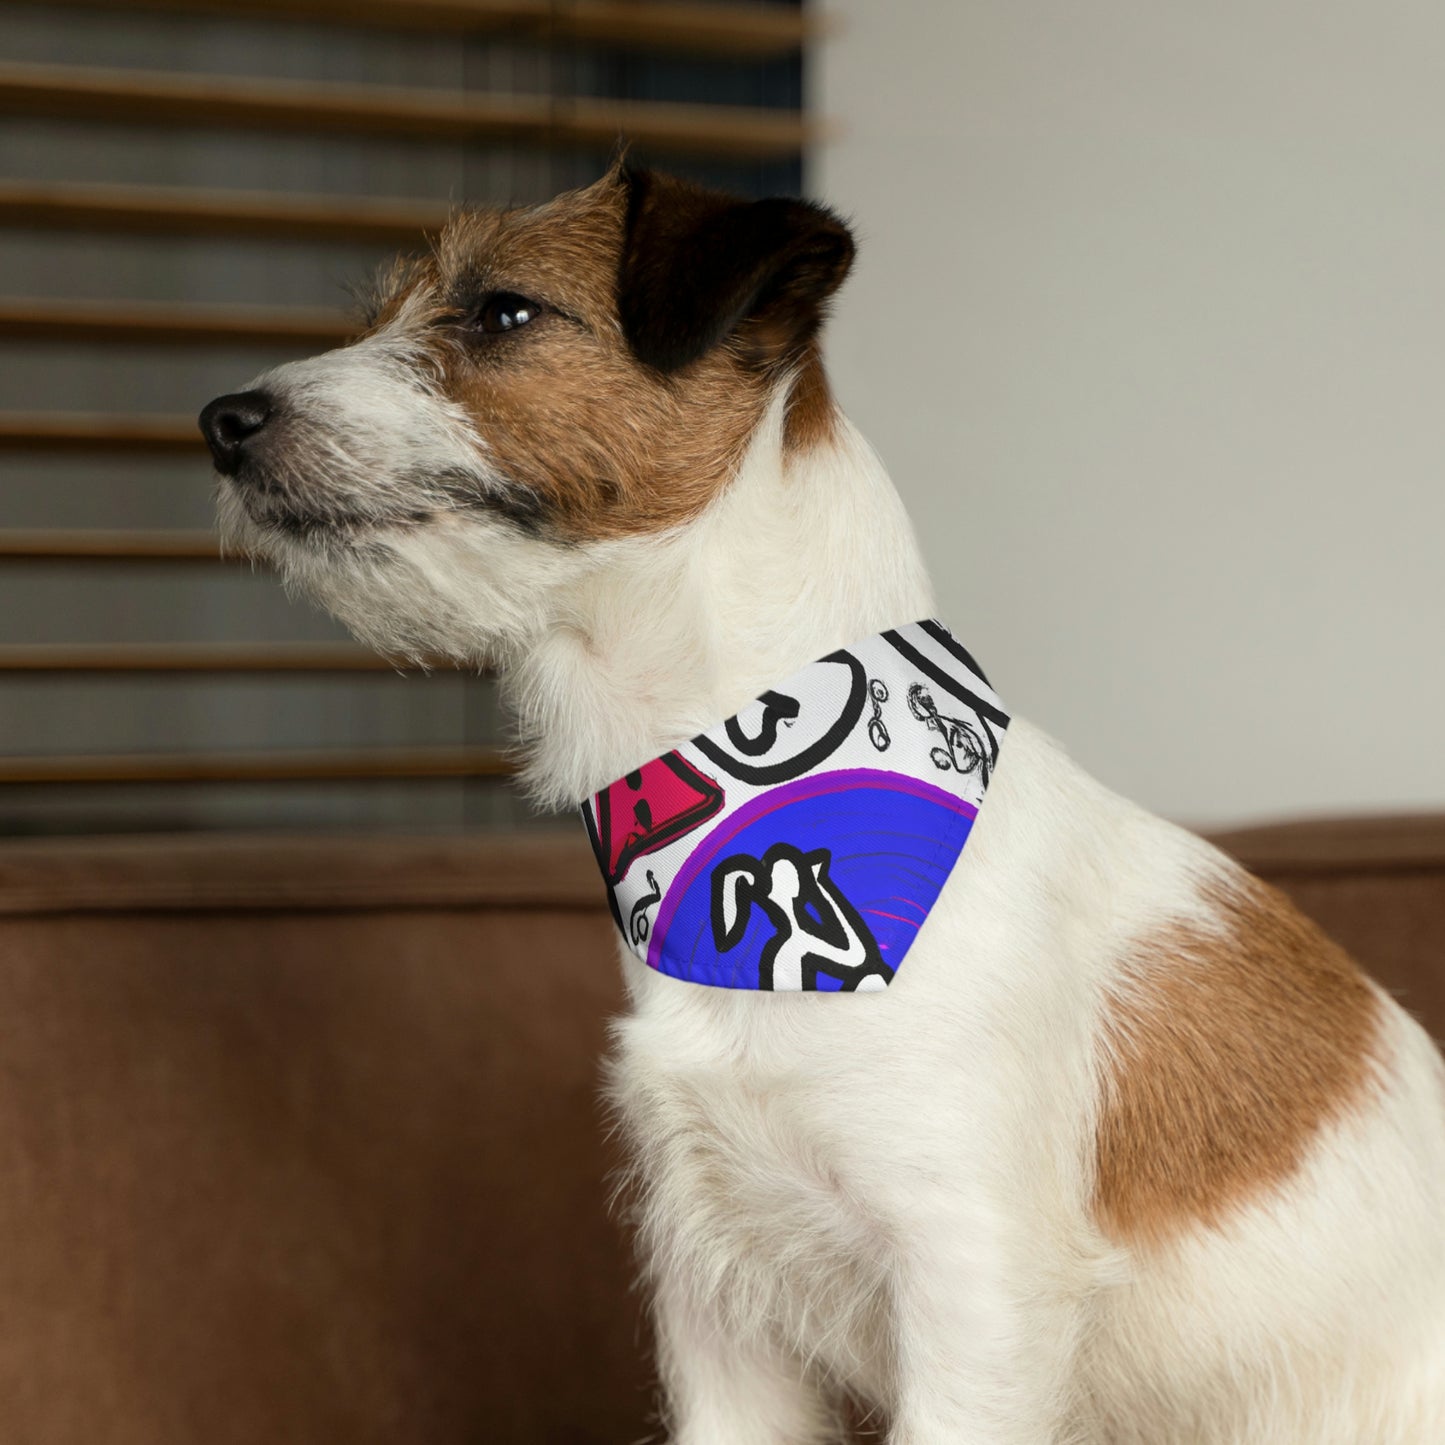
507 390 936 809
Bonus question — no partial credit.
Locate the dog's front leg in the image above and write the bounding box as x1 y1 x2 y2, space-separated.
654 1275 840 1445
884 1220 1087 1445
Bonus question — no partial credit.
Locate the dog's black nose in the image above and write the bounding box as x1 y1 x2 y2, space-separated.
199 390 273 475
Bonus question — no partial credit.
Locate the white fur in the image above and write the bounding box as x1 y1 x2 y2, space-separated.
220 351 1445 1443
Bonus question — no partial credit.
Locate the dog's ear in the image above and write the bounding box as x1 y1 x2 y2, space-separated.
618 167 855 375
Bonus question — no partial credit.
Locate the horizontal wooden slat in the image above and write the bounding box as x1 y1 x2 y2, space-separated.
0 180 449 245
0 832 599 916
0 412 201 452
0 530 227 561
24 0 814 59
0 746 512 784
0 643 415 672
0 297 353 348
0 62 816 161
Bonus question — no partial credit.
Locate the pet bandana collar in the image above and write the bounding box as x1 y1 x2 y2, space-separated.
581 621 1009 992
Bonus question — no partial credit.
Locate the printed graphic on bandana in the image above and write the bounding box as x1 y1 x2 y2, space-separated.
693 652 868 785
712 841 888 992
581 620 1009 992
589 753 724 886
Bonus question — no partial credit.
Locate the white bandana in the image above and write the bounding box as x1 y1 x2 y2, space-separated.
581 621 1008 991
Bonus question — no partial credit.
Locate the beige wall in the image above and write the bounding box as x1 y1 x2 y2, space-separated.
813 1 1445 826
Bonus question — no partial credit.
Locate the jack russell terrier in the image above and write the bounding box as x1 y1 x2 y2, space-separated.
200 164 1445 1444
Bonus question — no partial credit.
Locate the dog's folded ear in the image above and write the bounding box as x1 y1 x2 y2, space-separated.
618 167 855 376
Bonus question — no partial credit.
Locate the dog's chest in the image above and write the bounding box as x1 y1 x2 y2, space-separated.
612 1004 893 1386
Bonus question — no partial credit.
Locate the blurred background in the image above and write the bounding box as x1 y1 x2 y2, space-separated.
819 1 1445 827
0 0 803 837
0 4 1442 1443
2 0 1441 837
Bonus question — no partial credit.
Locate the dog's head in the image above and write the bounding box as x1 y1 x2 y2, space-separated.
200 166 854 663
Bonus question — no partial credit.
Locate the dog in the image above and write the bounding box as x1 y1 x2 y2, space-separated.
200 164 1445 1443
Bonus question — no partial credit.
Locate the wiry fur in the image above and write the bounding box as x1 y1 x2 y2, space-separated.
206 171 1445 1443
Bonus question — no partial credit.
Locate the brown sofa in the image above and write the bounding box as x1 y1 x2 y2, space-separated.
0 819 1439 1443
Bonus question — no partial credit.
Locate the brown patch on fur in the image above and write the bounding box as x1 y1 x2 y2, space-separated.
783 342 839 453
1094 873 1382 1247
364 169 849 541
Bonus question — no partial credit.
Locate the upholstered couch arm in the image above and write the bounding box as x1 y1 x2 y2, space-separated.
0 831 649 1445
0 819 1439 1442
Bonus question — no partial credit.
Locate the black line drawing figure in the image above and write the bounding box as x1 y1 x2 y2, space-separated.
628 869 662 948
867 678 891 751
907 682 1001 787
710 842 893 992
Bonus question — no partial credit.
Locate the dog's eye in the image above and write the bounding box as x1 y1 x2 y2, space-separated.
473 292 542 335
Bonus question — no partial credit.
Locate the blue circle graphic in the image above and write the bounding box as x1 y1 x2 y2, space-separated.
651 769 975 990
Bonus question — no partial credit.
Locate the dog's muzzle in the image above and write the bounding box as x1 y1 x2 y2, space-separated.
199 390 274 476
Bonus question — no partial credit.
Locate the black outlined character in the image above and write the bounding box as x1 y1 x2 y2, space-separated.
711 842 892 991
724 690 800 756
